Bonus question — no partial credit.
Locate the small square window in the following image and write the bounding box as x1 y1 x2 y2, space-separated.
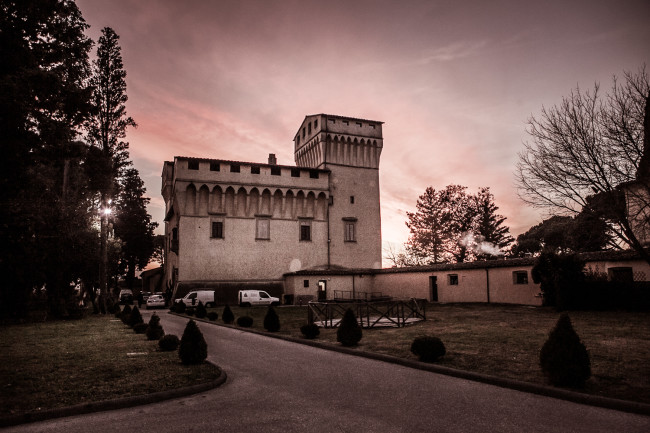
356 122 362 127
300 221 311 241
513 271 528 285
304 280 309 288
291 168 300 177
309 170 319 179
230 164 240 173
329 118 335 124
369 124 375 129
251 165 260 174
211 221 223 239
271 166 281 176
343 120 349 125
344 221 356 242
210 162 220 171
448 274 458 285
188 160 199 170
256 219 270 240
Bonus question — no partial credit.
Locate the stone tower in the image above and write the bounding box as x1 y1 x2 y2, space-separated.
294 114 383 269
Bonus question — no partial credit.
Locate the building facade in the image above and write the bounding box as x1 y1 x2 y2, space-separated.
161 114 383 303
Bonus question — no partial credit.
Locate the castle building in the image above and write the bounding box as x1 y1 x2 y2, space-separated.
161 114 383 303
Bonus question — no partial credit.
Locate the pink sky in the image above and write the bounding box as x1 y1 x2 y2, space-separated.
76 0 649 255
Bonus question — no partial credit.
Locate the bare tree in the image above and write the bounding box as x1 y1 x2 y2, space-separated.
516 66 650 263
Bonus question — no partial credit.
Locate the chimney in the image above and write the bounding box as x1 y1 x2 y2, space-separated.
268 153 277 165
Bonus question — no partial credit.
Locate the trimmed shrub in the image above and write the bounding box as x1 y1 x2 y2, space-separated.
133 322 148 334
540 313 591 388
128 306 144 328
179 320 208 365
222 305 234 324
237 316 253 327
263 306 280 332
300 323 320 339
120 304 132 324
337 308 362 347
176 301 186 314
146 313 165 340
168 303 176 313
208 312 219 321
411 336 446 362
186 307 195 316
114 303 122 317
196 301 207 319
159 334 180 352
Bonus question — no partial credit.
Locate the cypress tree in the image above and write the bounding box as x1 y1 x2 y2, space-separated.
337 308 362 346
263 306 280 332
540 313 591 388
179 320 208 365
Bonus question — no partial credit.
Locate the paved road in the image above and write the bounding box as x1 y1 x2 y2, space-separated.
5 311 649 433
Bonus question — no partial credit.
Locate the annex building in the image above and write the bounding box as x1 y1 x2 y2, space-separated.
162 114 384 303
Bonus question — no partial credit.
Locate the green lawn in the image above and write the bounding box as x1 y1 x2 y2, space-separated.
0 315 221 417
201 303 650 404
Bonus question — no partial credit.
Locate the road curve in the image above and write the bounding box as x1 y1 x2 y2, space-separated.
5 310 649 433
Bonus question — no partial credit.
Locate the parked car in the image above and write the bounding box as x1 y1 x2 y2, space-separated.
238 290 280 307
119 289 133 305
175 290 216 307
146 294 166 309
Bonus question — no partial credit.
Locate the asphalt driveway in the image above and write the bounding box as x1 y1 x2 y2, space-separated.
5 310 649 433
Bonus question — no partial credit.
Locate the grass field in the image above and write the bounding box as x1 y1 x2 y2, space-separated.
0 315 221 417
202 303 650 404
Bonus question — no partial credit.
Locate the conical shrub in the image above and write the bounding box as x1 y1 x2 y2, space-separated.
195 301 207 319
176 301 186 314
120 304 132 324
179 320 208 365
128 306 144 328
146 313 165 340
540 313 591 388
263 306 280 332
222 305 234 324
337 308 362 347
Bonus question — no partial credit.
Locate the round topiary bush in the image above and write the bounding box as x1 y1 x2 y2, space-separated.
263 306 280 332
179 320 208 365
159 334 180 351
222 305 234 324
146 313 165 340
237 316 253 327
337 308 362 347
120 304 132 324
128 306 144 328
186 307 195 316
207 312 219 321
175 301 186 314
540 313 591 388
300 323 320 339
133 322 148 334
195 301 207 319
411 336 446 362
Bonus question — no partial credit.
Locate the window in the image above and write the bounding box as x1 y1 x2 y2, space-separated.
300 221 311 241
211 221 223 239
448 274 458 285
271 166 281 176
230 164 240 173
291 168 300 177
309 170 319 179
302 127 305 138
188 160 199 170
369 124 375 129
251 165 260 174
356 122 362 127
344 221 356 242
304 280 309 288
314 119 318 128
350 196 355 204
210 162 220 171
256 219 270 240
329 118 335 124
308 122 311 134
513 271 528 285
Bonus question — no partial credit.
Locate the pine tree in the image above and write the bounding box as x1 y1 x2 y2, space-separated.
473 187 514 258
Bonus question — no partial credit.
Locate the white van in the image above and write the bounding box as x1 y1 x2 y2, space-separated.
238 290 280 307
175 290 216 307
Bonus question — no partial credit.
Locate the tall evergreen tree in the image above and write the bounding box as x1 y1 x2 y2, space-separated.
86 27 136 300
0 0 94 317
114 168 157 290
473 187 514 258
